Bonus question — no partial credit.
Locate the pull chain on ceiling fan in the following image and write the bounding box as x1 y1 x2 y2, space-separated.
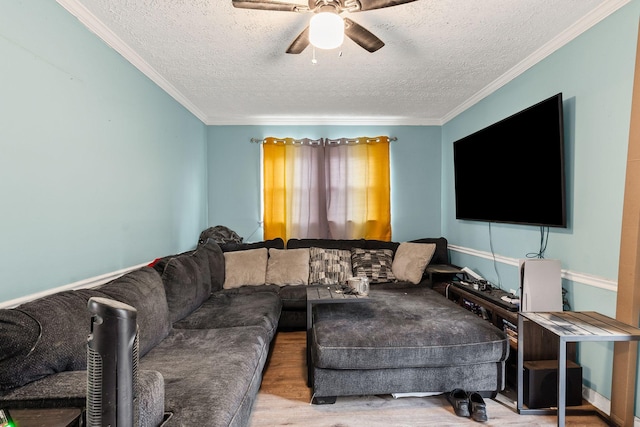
232 0 418 54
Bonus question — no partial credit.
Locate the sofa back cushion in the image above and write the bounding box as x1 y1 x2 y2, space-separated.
287 239 366 250
0 289 102 391
97 267 171 357
197 240 225 292
409 237 449 265
158 247 213 324
365 240 400 253
219 238 284 253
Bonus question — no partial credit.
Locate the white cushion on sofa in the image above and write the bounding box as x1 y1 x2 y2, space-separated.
266 248 310 286
392 242 436 284
223 248 268 289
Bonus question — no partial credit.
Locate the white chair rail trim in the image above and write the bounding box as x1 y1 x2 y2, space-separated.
0 262 150 309
448 244 617 292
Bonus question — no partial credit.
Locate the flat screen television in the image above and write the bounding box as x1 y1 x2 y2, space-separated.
453 93 566 228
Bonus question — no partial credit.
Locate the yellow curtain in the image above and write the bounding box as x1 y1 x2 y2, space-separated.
362 137 391 240
263 137 291 241
263 136 391 241
325 137 391 240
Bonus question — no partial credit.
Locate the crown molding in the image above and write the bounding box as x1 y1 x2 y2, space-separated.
204 115 443 126
441 0 632 124
56 0 209 124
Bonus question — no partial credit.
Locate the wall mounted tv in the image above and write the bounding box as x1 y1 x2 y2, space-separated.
453 93 567 228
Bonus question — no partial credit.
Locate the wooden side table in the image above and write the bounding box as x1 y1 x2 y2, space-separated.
517 311 640 426
8 408 82 427
306 285 369 388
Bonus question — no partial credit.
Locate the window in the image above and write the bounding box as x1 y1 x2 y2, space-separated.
263 136 391 241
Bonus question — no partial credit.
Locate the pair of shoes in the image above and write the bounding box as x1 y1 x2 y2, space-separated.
446 389 488 422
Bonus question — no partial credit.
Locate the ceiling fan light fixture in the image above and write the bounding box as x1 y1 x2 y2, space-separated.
309 12 344 50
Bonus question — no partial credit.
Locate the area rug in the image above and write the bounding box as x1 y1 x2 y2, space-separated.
248 392 606 426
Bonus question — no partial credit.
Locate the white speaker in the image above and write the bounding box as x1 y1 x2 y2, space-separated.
519 259 563 312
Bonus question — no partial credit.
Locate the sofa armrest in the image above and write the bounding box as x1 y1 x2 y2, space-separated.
0 370 165 427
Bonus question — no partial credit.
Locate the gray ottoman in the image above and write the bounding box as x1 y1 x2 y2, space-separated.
310 286 509 402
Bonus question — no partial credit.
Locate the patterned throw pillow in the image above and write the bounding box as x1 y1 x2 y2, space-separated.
309 247 353 285
351 248 396 283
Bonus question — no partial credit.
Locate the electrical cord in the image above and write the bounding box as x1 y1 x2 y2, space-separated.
488 223 502 289
526 226 549 259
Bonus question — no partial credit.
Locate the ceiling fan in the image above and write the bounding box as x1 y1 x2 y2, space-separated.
232 0 418 54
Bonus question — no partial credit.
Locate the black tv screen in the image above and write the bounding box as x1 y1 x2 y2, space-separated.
453 93 566 228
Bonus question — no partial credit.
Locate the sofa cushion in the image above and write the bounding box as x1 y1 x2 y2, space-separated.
277 285 308 310
265 248 310 286
0 370 165 427
223 248 268 289
220 238 284 253
365 240 400 254
159 249 212 324
97 267 171 357
198 240 225 292
0 310 41 391
287 239 366 250
140 326 271 427
0 289 104 391
308 247 353 285
392 242 436 284
173 292 282 341
351 248 396 283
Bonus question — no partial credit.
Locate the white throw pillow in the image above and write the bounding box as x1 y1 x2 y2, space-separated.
266 248 310 286
223 248 268 289
392 242 436 284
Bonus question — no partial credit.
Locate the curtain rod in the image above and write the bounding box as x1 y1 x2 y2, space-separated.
250 136 398 144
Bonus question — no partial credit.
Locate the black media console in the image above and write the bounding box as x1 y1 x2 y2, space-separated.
449 281 519 312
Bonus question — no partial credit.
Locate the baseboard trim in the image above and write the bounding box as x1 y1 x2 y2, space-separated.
583 385 611 418
0 262 149 309
581 386 640 426
448 244 617 292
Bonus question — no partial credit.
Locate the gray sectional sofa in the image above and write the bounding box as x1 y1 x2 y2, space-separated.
0 234 509 426
0 240 281 426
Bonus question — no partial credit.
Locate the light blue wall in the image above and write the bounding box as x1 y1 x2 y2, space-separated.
3 0 640 412
0 1 208 302
442 0 639 405
207 125 442 242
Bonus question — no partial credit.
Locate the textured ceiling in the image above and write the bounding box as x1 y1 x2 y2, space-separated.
57 0 627 125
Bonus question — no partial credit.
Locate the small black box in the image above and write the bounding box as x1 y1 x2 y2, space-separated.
523 360 582 409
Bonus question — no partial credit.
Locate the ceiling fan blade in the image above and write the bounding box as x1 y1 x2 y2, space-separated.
232 0 310 12
344 18 384 52
349 0 418 12
286 26 310 54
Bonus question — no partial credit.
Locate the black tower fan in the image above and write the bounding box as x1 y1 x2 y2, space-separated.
87 297 139 427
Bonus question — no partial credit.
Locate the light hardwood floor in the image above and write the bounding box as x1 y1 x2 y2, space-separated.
248 331 609 426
